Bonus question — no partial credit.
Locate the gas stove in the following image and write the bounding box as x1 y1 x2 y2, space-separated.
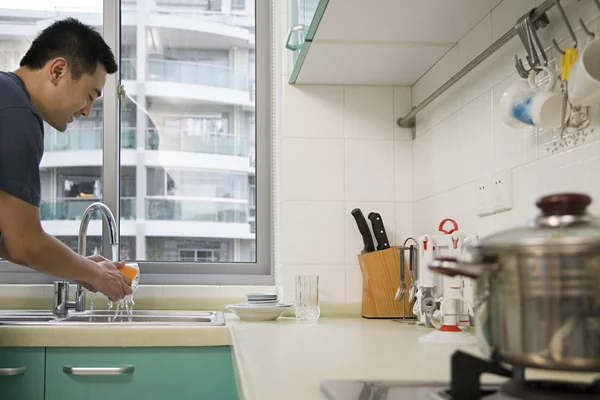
321 351 600 400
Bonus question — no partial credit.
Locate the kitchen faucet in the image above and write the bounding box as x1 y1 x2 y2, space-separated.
52 202 119 317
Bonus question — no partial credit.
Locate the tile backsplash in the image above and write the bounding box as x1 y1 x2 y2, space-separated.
278 0 600 306
279 85 414 303
412 0 600 240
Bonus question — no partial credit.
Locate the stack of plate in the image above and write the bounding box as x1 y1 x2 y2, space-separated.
246 293 279 306
224 293 292 321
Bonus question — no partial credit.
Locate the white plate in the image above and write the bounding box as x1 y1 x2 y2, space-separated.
246 294 278 300
225 303 292 321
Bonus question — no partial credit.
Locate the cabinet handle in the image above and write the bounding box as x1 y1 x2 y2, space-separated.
285 24 307 51
0 366 27 376
63 365 135 376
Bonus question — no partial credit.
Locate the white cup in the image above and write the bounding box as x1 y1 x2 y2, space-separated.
500 67 562 130
568 38 600 107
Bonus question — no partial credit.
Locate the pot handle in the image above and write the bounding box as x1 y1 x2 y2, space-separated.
428 257 486 279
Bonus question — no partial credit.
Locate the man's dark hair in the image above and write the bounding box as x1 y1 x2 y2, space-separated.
20 17 118 79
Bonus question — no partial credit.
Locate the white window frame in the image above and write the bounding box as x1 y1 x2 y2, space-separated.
0 0 273 286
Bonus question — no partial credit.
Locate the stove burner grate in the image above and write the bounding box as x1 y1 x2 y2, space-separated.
498 379 600 400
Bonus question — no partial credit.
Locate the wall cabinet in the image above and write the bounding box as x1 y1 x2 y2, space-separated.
285 0 503 85
1 346 237 400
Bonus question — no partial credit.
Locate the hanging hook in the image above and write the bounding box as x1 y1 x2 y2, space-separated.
580 18 595 38
552 0 578 55
580 0 600 38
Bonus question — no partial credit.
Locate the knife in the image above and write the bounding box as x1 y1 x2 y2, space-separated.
351 208 375 253
367 212 391 251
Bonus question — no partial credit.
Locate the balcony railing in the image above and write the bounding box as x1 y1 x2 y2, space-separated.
44 127 136 151
146 197 247 223
40 197 249 224
41 198 136 221
122 58 249 92
146 128 248 157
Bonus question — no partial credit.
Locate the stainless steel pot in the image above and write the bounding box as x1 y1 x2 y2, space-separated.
429 193 600 372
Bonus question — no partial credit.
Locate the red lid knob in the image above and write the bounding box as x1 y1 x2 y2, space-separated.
536 193 592 216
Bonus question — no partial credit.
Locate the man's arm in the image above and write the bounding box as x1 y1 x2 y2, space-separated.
0 190 132 300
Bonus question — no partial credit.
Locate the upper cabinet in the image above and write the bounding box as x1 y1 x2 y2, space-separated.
286 0 503 85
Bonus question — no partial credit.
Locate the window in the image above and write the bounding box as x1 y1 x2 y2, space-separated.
0 0 272 285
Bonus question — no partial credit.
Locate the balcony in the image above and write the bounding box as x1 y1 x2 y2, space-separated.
146 196 247 223
40 198 136 221
146 128 248 157
44 128 136 152
122 58 250 92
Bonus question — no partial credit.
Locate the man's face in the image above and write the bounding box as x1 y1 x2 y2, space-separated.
45 59 107 132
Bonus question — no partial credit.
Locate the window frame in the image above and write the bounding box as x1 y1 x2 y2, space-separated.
0 0 273 286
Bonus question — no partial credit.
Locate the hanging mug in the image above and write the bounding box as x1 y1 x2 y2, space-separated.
500 66 562 130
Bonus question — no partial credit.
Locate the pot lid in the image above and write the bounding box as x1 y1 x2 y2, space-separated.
472 193 600 251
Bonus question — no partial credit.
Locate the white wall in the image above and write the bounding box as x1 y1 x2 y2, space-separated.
279 85 414 303
412 0 600 240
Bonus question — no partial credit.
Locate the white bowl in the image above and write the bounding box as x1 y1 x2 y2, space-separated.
225 303 291 321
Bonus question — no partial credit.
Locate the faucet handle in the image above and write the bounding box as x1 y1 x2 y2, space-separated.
53 281 69 316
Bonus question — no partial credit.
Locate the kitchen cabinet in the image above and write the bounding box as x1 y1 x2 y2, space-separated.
286 0 503 85
43 346 237 400
0 347 46 400
286 0 327 82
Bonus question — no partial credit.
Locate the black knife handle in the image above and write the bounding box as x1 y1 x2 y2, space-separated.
368 212 391 251
351 208 375 253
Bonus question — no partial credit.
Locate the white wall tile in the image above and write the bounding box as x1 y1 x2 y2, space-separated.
413 197 433 237
413 129 433 201
0 285 46 298
284 85 344 138
282 265 346 303
344 86 394 140
395 202 414 244
459 15 492 69
413 47 459 106
282 201 346 265
345 139 395 202
394 86 413 140
344 202 395 265
162 285 221 299
394 140 413 202
345 265 363 302
282 138 345 201
431 113 459 194
134 285 164 299
415 89 460 136
456 91 494 186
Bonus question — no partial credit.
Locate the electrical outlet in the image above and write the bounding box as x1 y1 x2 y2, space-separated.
492 170 513 213
476 177 493 217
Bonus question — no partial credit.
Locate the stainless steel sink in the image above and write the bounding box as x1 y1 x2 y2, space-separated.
0 310 226 326
0 315 57 324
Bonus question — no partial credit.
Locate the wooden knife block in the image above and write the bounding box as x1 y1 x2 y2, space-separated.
358 247 413 319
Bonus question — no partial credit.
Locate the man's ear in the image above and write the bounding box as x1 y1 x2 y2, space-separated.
48 58 69 85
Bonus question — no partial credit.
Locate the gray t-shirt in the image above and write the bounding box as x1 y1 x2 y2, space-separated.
0 71 45 238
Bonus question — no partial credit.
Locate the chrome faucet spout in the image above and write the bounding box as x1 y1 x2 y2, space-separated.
53 202 119 317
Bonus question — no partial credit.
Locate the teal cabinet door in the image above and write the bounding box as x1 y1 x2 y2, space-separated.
0 347 45 400
45 346 237 400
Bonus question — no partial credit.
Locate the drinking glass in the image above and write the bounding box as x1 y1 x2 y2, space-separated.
294 275 320 322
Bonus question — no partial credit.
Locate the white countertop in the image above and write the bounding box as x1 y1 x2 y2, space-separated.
2 313 600 399
230 317 600 400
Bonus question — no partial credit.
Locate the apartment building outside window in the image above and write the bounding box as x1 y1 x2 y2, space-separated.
0 0 272 285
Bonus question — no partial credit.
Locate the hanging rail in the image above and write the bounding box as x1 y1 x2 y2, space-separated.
397 0 559 128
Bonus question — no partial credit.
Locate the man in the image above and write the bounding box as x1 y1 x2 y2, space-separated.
0 18 132 301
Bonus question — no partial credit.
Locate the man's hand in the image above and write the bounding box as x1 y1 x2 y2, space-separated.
92 259 133 302
78 255 132 301
76 255 119 293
